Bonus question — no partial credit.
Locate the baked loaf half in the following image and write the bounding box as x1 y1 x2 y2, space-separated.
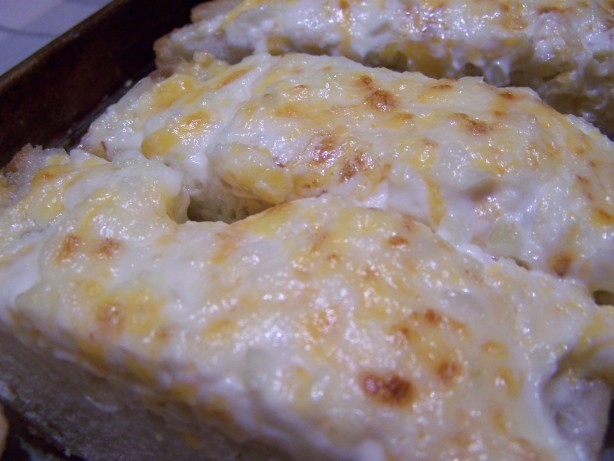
0 146 613 460
155 0 614 137
82 52 614 297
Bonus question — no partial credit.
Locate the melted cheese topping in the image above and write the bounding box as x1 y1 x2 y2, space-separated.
82 53 614 295
157 0 614 136
0 148 612 460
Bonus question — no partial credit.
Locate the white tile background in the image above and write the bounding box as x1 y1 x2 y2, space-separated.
0 0 113 76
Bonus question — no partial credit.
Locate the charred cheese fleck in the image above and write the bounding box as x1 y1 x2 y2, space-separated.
156 0 614 137
82 53 614 295
0 148 612 461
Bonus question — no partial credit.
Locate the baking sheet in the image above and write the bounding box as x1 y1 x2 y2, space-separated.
0 0 114 77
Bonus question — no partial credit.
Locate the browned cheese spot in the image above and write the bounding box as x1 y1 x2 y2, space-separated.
469 179 498 203
326 252 341 268
362 264 379 281
392 112 415 124
394 324 414 346
366 89 398 112
154 326 173 343
574 145 587 157
273 156 286 168
289 65 304 75
499 3 528 30
56 233 81 263
96 302 124 336
594 208 614 226
436 359 462 385
498 90 520 101
526 150 540 168
537 6 570 14
576 175 590 187
388 235 409 247
402 217 415 233
576 175 594 201
310 230 330 253
273 101 301 118
424 307 442 326
357 74 374 89
96 238 122 259
491 407 509 434
340 152 371 181
297 178 321 191
361 372 414 406
288 83 310 101
416 81 455 102
452 113 492 136
409 308 469 337
393 312 438 344
310 134 338 164
497 366 523 397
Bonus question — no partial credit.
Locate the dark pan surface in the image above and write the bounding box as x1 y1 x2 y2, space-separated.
0 0 202 167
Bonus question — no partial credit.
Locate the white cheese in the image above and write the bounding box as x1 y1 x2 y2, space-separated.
82 53 614 295
156 0 614 136
0 148 612 460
